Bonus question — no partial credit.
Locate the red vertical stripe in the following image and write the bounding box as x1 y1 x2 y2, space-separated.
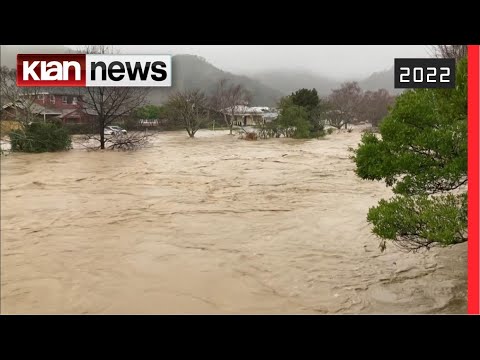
468 45 479 314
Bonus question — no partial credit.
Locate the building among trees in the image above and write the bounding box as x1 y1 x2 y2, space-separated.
221 106 278 126
1 88 97 124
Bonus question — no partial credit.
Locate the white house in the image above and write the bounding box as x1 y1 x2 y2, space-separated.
222 106 278 126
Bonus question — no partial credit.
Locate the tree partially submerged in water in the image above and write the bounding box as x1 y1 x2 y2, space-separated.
352 58 467 251
211 79 251 135
275 88 327 138
10 121 72 153
326 82 363 129
78 131 154 151
79 46 149 149
324 83 395 129
166 89 209 138
276 105 311 138
357 89 396 128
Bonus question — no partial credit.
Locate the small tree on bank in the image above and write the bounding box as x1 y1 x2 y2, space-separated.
352 58 467 251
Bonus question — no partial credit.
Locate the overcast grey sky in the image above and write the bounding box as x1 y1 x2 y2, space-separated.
65 45 430 79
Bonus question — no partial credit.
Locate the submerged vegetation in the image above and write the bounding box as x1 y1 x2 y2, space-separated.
9 121 72 153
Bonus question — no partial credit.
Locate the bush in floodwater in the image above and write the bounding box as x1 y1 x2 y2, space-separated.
257 121 281 139
277 105 311 138
10 122 72 153
243 131 258 140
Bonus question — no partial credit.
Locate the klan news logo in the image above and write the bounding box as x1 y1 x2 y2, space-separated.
17 54 172 87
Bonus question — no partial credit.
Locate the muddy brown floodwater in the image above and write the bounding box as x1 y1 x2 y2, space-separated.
0 129 467 314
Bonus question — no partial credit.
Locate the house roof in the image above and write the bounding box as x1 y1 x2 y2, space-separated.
262 112 278 119
222 106 278 117
59 109 81 119
58 107 98 118
83 108 100 116
2 101 62 116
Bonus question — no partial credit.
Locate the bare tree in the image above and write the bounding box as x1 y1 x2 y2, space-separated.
211 79 251 135
0 66 43 127
78 46 149 149
325 109 349 130
78 131 154 151
327 82 363 129
357 89 396 127
166 89 209 138
429 45 467 60
210 79 229 131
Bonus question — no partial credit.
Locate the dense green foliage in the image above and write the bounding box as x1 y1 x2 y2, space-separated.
353 59 467 251
10 122 72 153
368 194 467 251
276 88 327 138
134 105 168 120
290 88 320 111
277 105 311 138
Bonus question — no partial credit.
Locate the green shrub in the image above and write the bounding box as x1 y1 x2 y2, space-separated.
278 105 312 139
309 122 326 138
10 122 72 153
368 194 467 252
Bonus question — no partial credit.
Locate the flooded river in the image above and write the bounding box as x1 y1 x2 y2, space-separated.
0 129 467 314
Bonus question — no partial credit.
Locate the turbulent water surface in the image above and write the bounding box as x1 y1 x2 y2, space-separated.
0 129 467 314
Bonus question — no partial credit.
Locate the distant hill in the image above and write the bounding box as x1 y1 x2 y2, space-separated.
252 68 402 97
359 67 403 94
1 46 401 103
147 55 284 106
252 70 339 97
1 45 74 68
1 48 283 107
